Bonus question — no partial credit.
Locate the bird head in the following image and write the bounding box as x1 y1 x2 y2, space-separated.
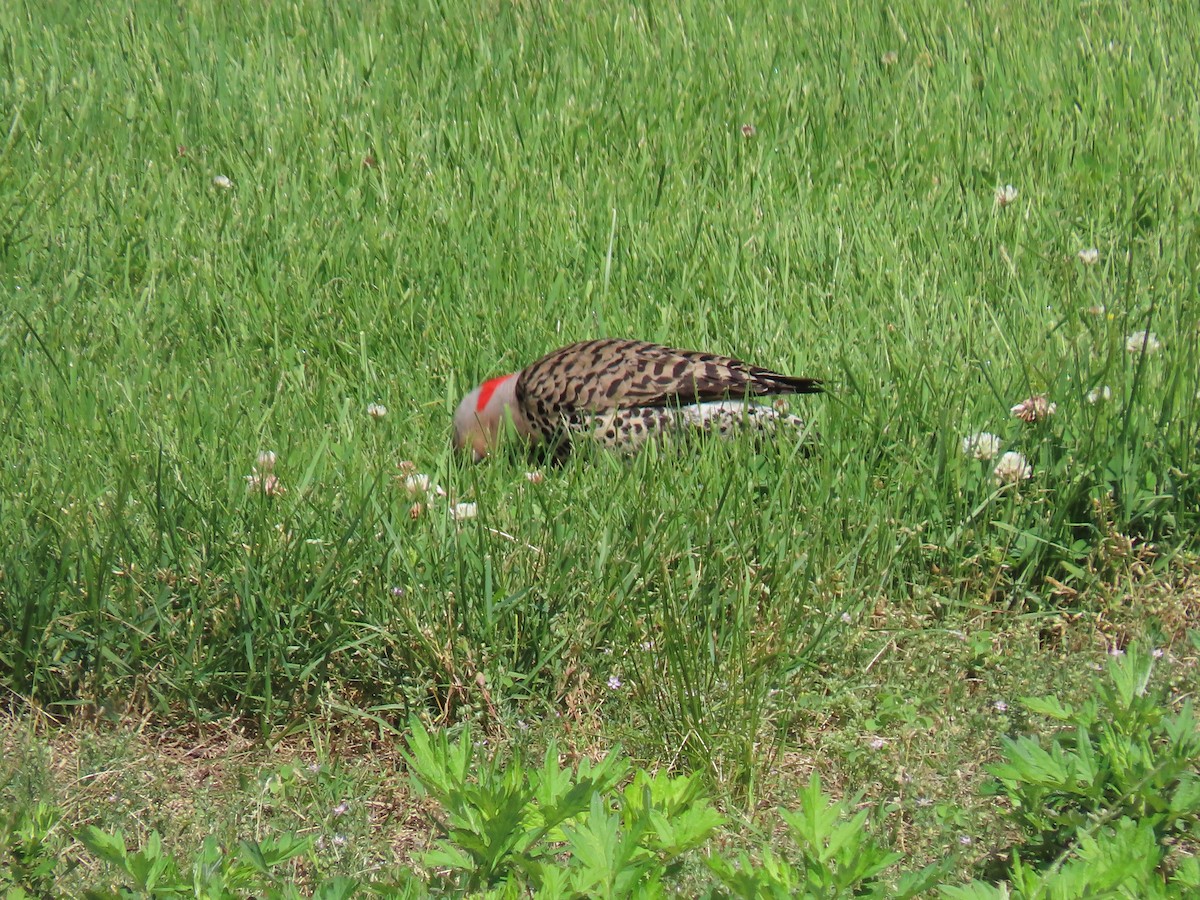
453 373 520 461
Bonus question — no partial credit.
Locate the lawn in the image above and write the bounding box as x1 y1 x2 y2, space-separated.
2 1 1199 895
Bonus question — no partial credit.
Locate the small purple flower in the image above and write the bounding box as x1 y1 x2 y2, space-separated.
993 700 1008 713
607 675 622 690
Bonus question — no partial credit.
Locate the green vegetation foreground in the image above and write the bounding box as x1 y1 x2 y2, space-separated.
2 0 1199 894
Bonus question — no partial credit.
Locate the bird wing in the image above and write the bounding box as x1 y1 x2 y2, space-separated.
519 339 821 416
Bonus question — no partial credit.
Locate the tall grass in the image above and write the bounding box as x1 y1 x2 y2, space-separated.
2 0 1198 785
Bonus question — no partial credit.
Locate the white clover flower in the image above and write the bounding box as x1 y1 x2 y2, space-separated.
246 455 283 495
1086 385 1113 404
450 502 477 521
404 474 445 498
840 611 853 624
993 700 1008 712
367 402 387 419
868 737 886 750
332 801 349 817
212 174 233 190
524 470 544 484
961 432 1003 461
246 471 285 496
404 474 431 496
993 451 1033 485
994 184 1018 207
1077 248 1100 265
1125 330 1161 354
1010 396 1056 423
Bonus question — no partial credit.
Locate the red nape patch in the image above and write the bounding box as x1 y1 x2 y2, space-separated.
476 374 513 412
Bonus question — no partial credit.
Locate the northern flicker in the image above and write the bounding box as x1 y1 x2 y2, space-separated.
453 338 822 461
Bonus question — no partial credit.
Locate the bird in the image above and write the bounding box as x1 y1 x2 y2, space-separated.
453 338 822 462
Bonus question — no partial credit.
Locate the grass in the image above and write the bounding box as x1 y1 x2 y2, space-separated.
2 0 1200 893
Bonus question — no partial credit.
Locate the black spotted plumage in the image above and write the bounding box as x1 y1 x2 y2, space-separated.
512 338 822 456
